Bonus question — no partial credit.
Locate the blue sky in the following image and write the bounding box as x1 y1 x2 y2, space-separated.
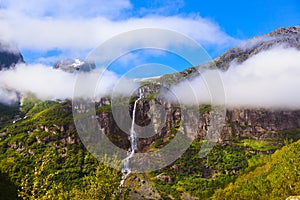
187 0 300 38
0 0 299 76
131 0 300 37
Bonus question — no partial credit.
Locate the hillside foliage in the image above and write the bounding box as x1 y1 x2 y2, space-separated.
0 98 300 199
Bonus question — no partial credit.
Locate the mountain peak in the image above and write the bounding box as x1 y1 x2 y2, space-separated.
0 41 24 70
213 26 300 70
53 58 96 73
267 26 300 37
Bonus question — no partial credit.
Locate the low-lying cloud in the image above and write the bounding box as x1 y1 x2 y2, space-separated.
2 46 300 109
168 46 300 109
0 63 137 104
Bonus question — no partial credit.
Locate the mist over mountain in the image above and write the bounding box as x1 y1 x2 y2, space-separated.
0 53 135 104
0 26 299 109
167 26 300 109
213 26 300 70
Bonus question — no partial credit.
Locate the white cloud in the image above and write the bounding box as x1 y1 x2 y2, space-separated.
0 88 18 104
0 63 76 102
0 63 137 104
0 1 237 62
0 13 236 50
2 46 299 109
168 46 300 109
0 0 240 105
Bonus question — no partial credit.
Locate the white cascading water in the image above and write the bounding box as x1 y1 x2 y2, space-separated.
120 88 143 186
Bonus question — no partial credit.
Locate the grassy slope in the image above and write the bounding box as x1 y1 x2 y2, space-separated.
212 140 300 199
0 100 121 199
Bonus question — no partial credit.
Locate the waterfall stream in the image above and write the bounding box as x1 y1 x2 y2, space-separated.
120 88 143 186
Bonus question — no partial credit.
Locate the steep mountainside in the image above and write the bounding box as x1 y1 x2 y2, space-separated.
0 42 24 129
160 26 300 83
0 26 300 199
213 26 300 70
212 139 300 199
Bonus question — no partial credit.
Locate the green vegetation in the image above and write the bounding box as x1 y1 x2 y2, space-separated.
278 128 300 142
145 92 159 101
150 137 300 199
96 104 112 113
18 151 121 200
212 140 300 199
199 104 212 114
0 103 19 129
159 66 198 85
150 141 248 199
0 172 18 200
237 139 278 151
140 81 152 87
0 99 122 199
204 145 248 174
1 96 300 199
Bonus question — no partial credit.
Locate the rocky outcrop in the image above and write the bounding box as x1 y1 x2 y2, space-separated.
0 41 24 70
156 173 174 183
118 173 161 200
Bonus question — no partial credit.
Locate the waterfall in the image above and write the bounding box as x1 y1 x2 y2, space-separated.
120 88 143 186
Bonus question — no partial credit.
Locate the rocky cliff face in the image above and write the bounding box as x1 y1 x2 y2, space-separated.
95 26 300 153
97 97 300 153
0 41 24 70
221 108 300 141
